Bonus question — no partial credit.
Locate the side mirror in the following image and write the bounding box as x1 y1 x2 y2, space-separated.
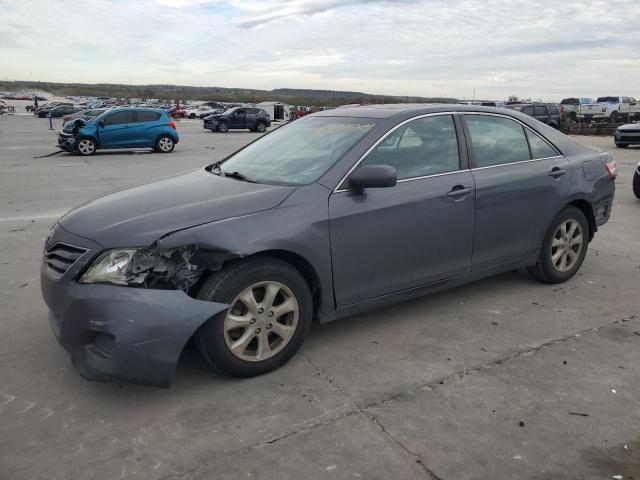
349 165 397 190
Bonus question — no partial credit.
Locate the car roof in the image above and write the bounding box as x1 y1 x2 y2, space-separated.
107 107 166 113
312 103 523 119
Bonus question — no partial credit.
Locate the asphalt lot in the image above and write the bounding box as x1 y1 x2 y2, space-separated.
0 111 639 480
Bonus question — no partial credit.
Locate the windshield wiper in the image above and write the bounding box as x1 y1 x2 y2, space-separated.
210 161 224 176
223 171 257 183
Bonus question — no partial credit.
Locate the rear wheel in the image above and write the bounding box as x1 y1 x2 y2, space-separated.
76 137 97 156
195 257 312 377
610 111 620 123
217 121 229 133
616 143 628 148
255 121 267 133
155 135 175 153
188 113 196 119
528 206 589 284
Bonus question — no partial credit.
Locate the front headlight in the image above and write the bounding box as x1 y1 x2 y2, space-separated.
79 249 137 285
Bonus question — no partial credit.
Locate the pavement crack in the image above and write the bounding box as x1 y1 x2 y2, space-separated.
298 350 351 399
364 315 636 411
167 315 637 480
367 412 443 480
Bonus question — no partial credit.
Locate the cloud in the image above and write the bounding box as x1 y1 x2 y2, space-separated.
1 0 639 100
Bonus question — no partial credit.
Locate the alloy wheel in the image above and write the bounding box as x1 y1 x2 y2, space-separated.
550 219 583 272
158 137 173 152
77 139 95 155
257 122 266 132
223 281 299 362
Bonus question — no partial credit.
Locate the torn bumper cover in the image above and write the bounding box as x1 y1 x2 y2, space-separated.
42 277 228 387
40 224 229 387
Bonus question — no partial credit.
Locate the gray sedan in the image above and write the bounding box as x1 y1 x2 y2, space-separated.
41 104 616 387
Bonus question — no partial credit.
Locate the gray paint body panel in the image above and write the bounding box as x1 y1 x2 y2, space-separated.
40 104 616 386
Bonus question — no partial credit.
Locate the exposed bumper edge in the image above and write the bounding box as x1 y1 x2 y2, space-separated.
42 273 228 387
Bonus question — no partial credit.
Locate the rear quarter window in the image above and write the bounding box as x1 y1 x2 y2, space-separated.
135 111 161 122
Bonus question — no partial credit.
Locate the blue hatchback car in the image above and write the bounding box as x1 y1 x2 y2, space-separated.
58 107 179 156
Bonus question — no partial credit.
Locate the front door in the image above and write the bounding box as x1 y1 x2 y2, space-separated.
98 111 136 147
230 108 246 129
329 114 475 308
462 113 572 270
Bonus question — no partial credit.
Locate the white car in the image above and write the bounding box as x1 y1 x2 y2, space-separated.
577 96 640 122
184 106 214 119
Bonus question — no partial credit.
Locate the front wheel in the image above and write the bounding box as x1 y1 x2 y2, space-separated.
255 121 267 132
217 121 229 133
528 206 589 284
195 257 312 377
155 135 175 153
610 111 620 123
188 113 196 119
76 137 97 156
633 172 640 200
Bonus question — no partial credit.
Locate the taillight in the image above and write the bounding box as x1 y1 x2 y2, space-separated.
605 159 617 179
168 121 176 129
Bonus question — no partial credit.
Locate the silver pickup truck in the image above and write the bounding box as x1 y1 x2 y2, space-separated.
577 96 640 122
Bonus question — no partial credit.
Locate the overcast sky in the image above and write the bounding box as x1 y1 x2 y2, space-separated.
1 0 639 100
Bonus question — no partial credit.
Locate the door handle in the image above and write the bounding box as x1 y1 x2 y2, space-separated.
549 167 567 178
447 186 473 197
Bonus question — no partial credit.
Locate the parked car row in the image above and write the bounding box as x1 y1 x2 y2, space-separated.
577 96 640 123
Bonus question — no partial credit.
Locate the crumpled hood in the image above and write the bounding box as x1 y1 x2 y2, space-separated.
60 168 296 247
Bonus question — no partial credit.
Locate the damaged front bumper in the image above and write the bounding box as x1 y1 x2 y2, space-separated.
41 225 229 387
57 132 76 152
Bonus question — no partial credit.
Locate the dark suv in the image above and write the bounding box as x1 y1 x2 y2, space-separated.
204 107 271 133
507 103 561 129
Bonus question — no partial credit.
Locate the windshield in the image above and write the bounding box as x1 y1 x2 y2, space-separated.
596 97 619 103
222 107 238 115
218 116 377 185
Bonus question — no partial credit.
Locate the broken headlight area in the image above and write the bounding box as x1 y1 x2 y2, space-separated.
79 246 204 290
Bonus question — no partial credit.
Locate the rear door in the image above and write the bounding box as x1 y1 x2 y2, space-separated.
462 113 571 270
244 108 258 129
329 114 476 307
98 111 136 147
129 111 162 146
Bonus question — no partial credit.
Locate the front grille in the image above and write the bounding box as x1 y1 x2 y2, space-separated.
44 242 88 278
86 333 116 359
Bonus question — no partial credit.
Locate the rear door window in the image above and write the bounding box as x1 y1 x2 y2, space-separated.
534 106 547 116
465 115 531 167
362 115 460 180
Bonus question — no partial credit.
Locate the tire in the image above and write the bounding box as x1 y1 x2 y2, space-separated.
616 143 628 148
255 121 267 133
217 121 229 133
609 111 619 123
188 113 196 119
155 134 175 153
75 137 97 156
528 206 589 284
633 172 640 200
195 256 313 378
